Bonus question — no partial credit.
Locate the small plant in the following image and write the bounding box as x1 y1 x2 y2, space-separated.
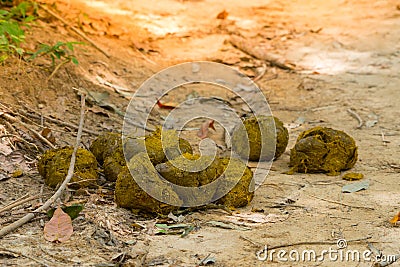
29 41 82 66
29 41 83 80
0 1 37 62
1 1 83 80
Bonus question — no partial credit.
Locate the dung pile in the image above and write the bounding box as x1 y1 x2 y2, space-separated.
124 127 193 165
115 153 182 214
89 127 193 181
213 157 254 208
116 152 254 212
37 147 98 188
231 115 288 161
89 132 121 165
155 153 254 208
289 127 358 175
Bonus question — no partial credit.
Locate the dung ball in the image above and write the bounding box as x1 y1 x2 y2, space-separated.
289 126 358 175
231 115 288 161
37 147 98 188
115 152 182 215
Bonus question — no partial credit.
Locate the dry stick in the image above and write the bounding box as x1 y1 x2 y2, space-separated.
39 185 44 204
0 134 39 151
131 44 158 66
0 194 42 214
267 236 372 250
229 35 296 71
0 102 43 129
307 194 375 210
381 129 389 146
0 246 51 267
20 107 99 135
0 95 86 238
1 113 56 149
252 62 267 82
47 59 69 81
0 194 28 210
198 253 212 266
240 235 263 247
241 235 373 249
347 108 363 129
39 4 110 58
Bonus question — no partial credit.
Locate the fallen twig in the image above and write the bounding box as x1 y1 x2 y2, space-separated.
381 130 390 146
19 105 99 135
252 62 267 82
267 236 372 250
47 59 69 81
0 102 43 129
198 253 212 266
229 35 296 71
39 185 44 204
307 194 375 210
39 4 110 58
240 235 263 247
0 194 42 214
131 43 158 66
347 108 363 129
0 134 39 151
1 113 56 149
96 76 130 92
0 94 86 238
0 246 51 266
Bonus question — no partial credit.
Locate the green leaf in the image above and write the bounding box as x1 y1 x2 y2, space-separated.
14 47 24 55
0 53 8 62
71 57 78 65
47 204 84 220
0 35 9 46
54 51 61 59
23 15 35 23
65 42 73 51
0 10 9 17
54 41 63 48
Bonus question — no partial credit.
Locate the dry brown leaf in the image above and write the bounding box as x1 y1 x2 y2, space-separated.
41 127 56 144
216 10 229 19
197 120 215 139
44 207 73 242
390 212 400 225
157 100 177 110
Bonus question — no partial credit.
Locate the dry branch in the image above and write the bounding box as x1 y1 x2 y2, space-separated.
1 113 56 149
252 62 267 82
307 194 375 210
0 94 86 238
347 108 363 129
229 35 296 71
0 194 42 214
19 106 99 135
267 236 372 250
0 246 51 266
47 59 69 81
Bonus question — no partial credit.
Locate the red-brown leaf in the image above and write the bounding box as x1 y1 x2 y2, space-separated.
216 10 229 19
44 207 73 242
157 100 177 110
41 127 56 144
197 120 215 139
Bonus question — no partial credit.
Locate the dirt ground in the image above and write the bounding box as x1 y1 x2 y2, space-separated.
0 0 400 266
